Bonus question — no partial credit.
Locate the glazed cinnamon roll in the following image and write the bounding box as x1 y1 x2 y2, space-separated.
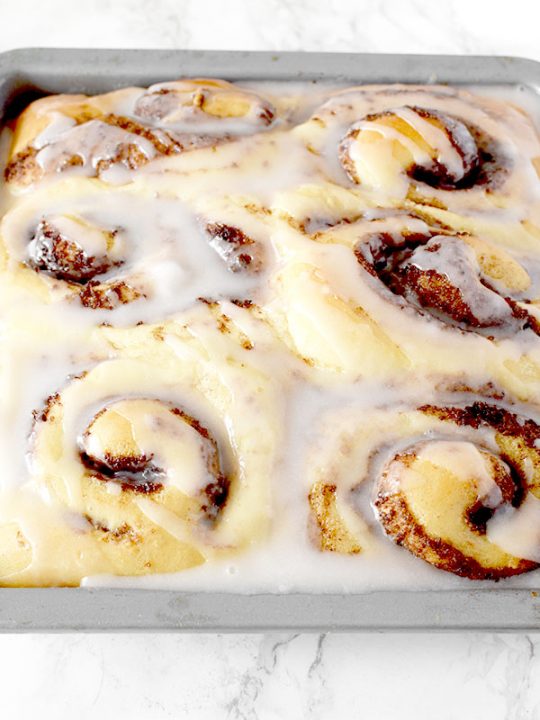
4 79 276 188
133 79 275 129
374 401 540 579
295 85 540 224
264 211 540 401
307 398 540 579
0 179 262 316
0 313 279 586
339 104 486 196
32 387 223 577
352 220 539 337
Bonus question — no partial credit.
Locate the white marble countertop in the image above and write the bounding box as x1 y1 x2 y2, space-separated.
2 0 540 718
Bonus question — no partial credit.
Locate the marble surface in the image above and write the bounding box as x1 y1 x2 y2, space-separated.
1 632 540 718
3 0 540 718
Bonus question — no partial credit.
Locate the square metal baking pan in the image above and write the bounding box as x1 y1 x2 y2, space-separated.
0 48 539 632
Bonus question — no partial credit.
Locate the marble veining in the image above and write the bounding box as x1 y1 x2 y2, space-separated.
1 632 540 718
2 0 540 717
0 0 537 60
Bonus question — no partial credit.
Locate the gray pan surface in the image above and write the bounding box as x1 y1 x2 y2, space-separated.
0 48 539 631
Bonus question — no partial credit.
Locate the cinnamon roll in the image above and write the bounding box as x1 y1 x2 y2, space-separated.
133 79 275 129
339 104 484 194
264 211 540 401
0 179 263 317
307 398 540 579
352 221 539 337
295 85 540 226
4 79 276 188
374 401 540 579
0 311 280 586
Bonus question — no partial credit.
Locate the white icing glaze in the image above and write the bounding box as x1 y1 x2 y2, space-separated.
134 496 203 550
407 236 512 325
33 112 77 149
487 493 540 562
0 80 539 589
1 186 264 325
414 440 503 508
395 106 475 178
134 80 275 135
36 119 156 175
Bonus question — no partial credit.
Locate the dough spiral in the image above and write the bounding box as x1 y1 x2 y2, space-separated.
4 79 276 188
307 398 540 579
0 310 280 586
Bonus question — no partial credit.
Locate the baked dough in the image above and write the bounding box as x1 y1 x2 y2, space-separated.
1 78 540 585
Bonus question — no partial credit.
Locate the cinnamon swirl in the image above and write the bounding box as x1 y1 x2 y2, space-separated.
0 178 268 318
4 80 276 188
374 401 540 579
305 397 540 580
0 308 280 586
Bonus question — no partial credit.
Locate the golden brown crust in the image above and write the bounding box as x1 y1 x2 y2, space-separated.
206 222 265 273
419 402 540 448
373 402 540 579
375 490 536 580
355 230 538 337
4 146 41 185
29 219 118 283
308 482 362 554
78 279 142 310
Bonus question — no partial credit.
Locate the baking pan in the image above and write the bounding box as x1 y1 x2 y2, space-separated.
0 48 539 632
